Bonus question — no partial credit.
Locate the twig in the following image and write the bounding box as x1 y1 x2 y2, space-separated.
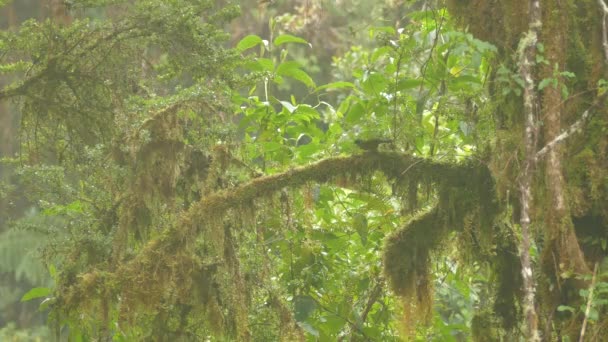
535 92 607 160
360 279 383 324
579 262 600 342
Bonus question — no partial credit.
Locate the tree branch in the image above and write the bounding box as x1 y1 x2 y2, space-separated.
61 152 494 313
535 92 607 160
579 262 599 342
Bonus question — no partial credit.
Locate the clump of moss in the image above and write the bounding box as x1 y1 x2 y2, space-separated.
383 206 446 327
383 158 500 332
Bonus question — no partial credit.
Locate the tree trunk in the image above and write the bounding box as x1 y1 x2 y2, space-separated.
540 0 589 275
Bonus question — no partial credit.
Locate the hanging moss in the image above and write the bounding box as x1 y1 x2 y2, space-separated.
382 157 500 332
383 206 445 327
58 149 501 339
491 221 523 331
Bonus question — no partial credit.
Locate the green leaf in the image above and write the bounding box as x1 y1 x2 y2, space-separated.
236 34 263 52
66 200 84 213
276 61 315 88
274 34 309 47
21 287 51 302
262 141 283 152
345 101 365 124
293 105 320 123
588 308 599 321
561 84 569 99
49 264 57 279
294 295 317 321
315 81 355 92
371 46 392 63
536 42 545 53
298 322 320 337
396 78 423 91
256 58 274 72
362 72 388 95
557 305 575 313
538 78 553 91
452 75 481 85
560 71 576 78
296 143 321 159
322 315 346 333
353 213 368 246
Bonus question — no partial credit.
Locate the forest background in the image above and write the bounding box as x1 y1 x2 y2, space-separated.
0 0 607 341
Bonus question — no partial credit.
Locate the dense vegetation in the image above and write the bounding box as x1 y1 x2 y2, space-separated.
0 0 606 340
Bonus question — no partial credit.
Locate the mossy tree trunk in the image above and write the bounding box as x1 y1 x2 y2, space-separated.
448 0 608 339
517 0 542 338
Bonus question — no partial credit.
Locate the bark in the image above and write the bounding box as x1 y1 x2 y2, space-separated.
540 0 589 278
517 0 542 339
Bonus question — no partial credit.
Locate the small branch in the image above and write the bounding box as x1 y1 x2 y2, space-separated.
579 262 600 342
360 279 384 324
535 92 607 160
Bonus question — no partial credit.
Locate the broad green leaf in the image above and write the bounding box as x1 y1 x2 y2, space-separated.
256 58 274 72
369 26 396 37
371 46 392 63
561 71 576 78
298 322 320 337
362 72 388 95
345 101 365 124
397 78 423 91
296 143 321 159
262 141 283 152
588 308 599 321
315 81 355 92
236 34 263 52
21 287 51 302
294 295 317 321
322 315 346 333
538 78 553 91
274 34 309 46
293 105 320 123
276 61 315 88
557 305 575 313
452 75 481 85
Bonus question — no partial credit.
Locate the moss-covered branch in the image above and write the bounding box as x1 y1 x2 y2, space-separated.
190 151 493 223
59 151 498 334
